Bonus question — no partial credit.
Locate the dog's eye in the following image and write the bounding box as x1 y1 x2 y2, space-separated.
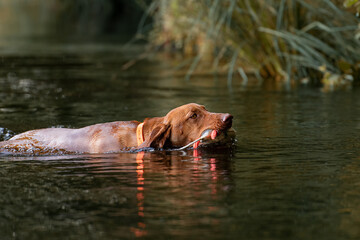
190 113 197 119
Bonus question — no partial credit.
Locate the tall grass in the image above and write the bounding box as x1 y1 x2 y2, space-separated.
146 0 360 88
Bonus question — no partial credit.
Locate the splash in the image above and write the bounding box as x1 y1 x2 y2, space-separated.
0 127 15 141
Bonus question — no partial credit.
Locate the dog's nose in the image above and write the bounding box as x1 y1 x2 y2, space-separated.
222 113 233 123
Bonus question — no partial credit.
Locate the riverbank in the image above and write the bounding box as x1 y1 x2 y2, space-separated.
145 0 360 89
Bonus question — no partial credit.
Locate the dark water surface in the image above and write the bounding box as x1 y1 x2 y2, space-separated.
1 42 360 240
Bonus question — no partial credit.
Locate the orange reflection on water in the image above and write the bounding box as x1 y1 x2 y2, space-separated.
193 150 219 196
210 158 218 195
130 149 226 237
131 151 147 237
193 149 200 161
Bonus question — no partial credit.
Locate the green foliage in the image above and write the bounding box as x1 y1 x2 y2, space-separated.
344 0 360 14
147 0 360 87
344 0 360 15
344 0 360 8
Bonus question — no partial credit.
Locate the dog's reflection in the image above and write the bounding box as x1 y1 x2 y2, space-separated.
129 149 233 237
4 148 233 237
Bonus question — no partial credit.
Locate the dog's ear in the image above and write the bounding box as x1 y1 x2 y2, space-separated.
139 117 171 149
139 123 171 149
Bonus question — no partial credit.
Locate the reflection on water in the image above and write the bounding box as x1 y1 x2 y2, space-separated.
0 149 234 239
1 42 360 239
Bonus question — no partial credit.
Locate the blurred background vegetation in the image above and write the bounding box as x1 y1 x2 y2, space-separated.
147 0 360 89
0 0 146 41
0 0 359 89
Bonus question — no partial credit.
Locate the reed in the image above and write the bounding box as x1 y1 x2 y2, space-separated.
146 0 360 88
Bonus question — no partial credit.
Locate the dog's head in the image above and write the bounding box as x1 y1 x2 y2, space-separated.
140 103 233 149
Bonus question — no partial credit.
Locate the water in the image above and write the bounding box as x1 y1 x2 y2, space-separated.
1 41 360 239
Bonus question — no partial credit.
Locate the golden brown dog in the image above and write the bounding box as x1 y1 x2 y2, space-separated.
0 103 233 154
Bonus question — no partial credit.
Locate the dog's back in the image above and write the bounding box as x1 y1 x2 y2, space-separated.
0 121 139 154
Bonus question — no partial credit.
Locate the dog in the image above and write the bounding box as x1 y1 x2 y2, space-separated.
0 103 233 154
